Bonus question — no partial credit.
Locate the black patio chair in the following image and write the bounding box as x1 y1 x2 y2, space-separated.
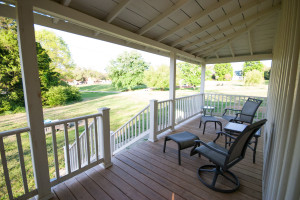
222 98 263 124
190 119 267 193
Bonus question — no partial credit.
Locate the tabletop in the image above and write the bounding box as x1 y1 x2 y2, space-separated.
224 122 247 133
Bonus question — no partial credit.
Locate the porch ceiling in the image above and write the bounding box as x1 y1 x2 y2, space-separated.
0 0 281 64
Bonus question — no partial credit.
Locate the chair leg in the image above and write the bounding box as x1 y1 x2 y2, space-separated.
178 149 181 165
199 120 202 128
215 122 217 129
203 122 207 134
253 137 258 163
163 137 168 153
219 122 222 131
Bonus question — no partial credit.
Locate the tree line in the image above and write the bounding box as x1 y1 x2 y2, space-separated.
106 51 271 91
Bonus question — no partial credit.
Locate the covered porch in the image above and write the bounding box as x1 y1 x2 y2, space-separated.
52 117 264 200
0 0 299 200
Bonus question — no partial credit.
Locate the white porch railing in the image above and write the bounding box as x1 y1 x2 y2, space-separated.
203 93 267 120
175 94 203 124
0 93 268 199
111 104 150 155
0 108 111 200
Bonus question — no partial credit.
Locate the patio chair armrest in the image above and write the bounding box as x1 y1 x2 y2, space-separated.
223 108 242 116
193 140 228 156
216 131 237 140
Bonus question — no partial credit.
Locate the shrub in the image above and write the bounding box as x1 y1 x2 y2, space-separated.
244 70 263 86
45 86 81 106
264 69 271 80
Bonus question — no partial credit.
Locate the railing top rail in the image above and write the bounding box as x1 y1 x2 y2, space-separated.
44 113 103 127
175 93 202 100
204 93 267 99
1 113 103 137
0 127 30 137
113 104 150 134
158 99 172 104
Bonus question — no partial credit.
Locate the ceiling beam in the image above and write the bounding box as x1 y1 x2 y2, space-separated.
156 0 232 42
205 54 273 64
31 0 204 63
183 5 280 52
105 0 131 23
61 0 71 6
0 1 204 64
172 0 265 47
195 12 276 56
229 43 235 57
137 0 188 35
52 0 71 24
248 31 253 55
215 52 219 59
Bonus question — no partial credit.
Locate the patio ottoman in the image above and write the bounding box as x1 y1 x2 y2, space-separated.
163 131 199 165
199 116 222 134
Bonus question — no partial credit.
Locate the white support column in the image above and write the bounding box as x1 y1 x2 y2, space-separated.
16 1 52 199
200 64 206 109
149 100 158 142
169 52 176 131
98 107 112 168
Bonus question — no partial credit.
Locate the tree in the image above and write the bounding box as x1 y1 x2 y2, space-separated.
144 65 169 90
214 63 233 81
243 61 264 76
0 17 70 113
177 62 201 89
106 51 149 90
35 29 75 79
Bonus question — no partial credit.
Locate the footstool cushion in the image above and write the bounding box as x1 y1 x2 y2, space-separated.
166 131 199 149
163 131 199 165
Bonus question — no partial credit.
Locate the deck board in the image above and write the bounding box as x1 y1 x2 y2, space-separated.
52 117 263 200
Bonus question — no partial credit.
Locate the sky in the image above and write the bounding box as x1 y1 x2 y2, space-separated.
34 25 271 73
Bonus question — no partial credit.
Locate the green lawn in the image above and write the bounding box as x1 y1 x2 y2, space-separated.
78 84 119 92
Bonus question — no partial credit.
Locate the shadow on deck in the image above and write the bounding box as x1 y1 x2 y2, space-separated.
51 117 263 200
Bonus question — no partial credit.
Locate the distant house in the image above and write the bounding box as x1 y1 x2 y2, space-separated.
232 70 243 80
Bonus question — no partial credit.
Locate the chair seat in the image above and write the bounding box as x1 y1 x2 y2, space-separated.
194 142 228 167
166 131 199 149
222 115 236 122
201 116 219 122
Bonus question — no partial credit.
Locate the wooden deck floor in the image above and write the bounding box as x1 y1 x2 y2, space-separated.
51 117 263 200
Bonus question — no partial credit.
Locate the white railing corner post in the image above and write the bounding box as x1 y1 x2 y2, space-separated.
149 100 158 142
200 64 206 110
170 99 176 131
98 107 112 168
169 52 176 131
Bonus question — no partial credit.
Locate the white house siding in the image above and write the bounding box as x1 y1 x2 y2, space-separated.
263 0 300 199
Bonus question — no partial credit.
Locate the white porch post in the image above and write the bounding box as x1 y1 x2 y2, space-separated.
169 52 176 130
16 0 52 199
149 99 158 142
200 64 206 109
98 107 112 168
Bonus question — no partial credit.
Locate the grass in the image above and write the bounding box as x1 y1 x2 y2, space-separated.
78 84 119 92
0 82 268 199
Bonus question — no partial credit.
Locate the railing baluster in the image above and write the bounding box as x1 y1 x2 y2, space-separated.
131 120 134 139
64 123 71 174
142 110 145 132
75 121 81 169
0 137 14 199
16 134 29 194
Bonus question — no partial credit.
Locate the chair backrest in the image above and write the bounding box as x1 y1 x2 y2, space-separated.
226 119 267 166
239 98 263 124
